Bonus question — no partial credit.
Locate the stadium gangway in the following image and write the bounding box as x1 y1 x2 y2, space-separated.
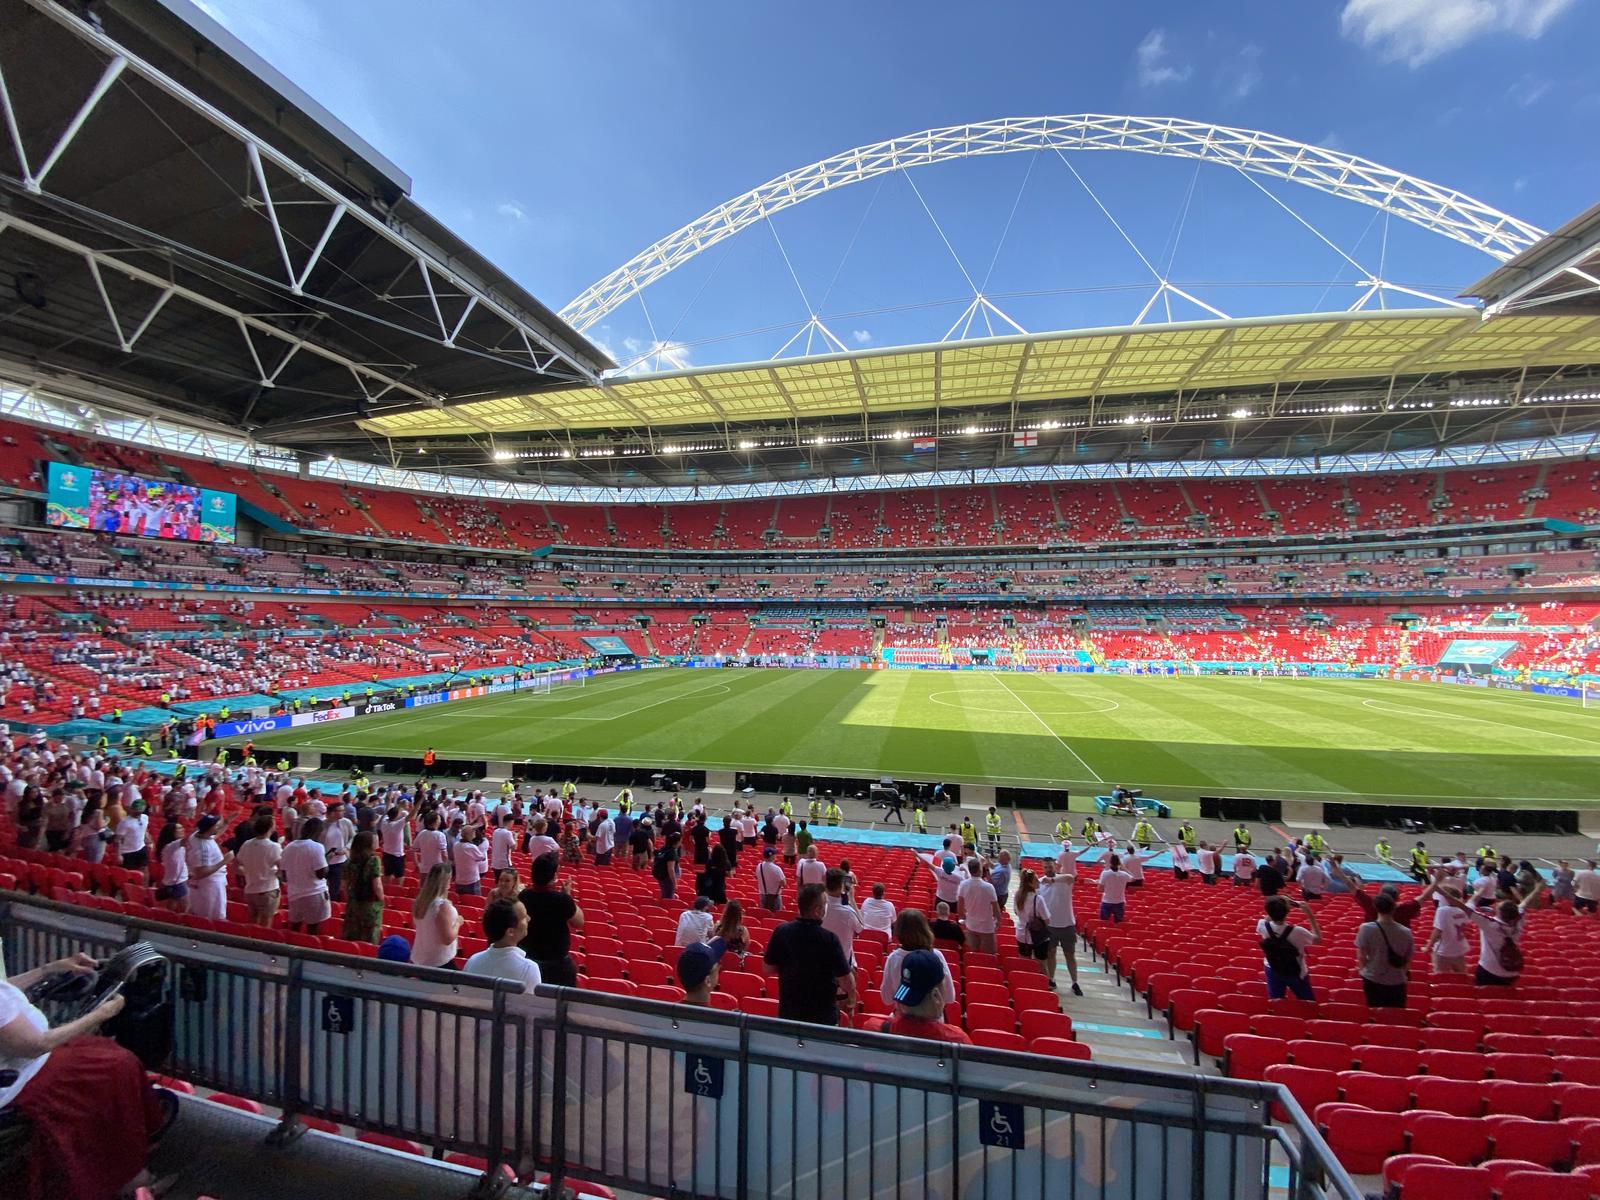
0 894 1363 1200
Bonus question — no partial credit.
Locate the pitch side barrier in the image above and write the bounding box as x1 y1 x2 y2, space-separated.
1 895 1358 1200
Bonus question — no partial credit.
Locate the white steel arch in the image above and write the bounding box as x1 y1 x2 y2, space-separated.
561 115 1545 333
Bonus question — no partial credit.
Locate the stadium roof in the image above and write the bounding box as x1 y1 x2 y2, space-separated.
0 0 610 435
360 308 1600 436
1466 201 1600 319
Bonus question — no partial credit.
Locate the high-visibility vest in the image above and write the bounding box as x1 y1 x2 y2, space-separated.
959 821 976 842
1082 819 1098 837
1054 819 1073 841
913 810 927 831
1235 828 1252 848
985 813 1002 834
825 804 842 825
1179 826 1197 849
1410 848 1429 869
1305 833 1325 853
1134 822 1154 845
779 799 792 817
1375 841 1391 859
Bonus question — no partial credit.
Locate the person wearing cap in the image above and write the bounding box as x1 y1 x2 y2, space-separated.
184 813 232 920
678 938 727 1006
883 949 971 1044
763 883 856 1026
376 933 412 963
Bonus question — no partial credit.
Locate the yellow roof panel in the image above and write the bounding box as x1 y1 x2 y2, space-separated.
358 311 1600 436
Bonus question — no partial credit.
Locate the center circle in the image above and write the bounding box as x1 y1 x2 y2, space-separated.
927 690 1121 717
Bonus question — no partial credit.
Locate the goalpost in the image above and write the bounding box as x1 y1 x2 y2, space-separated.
1584 681 1598 710
522 671 584 698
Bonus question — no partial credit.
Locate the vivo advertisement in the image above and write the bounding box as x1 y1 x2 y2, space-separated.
46 460 237 544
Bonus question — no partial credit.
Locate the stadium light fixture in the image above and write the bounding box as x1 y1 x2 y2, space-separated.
492 449 515 462
1230 408 1252 419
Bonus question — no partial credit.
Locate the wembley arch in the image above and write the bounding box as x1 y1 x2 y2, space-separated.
560 114 1546 333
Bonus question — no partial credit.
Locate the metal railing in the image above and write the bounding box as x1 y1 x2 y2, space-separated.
0 895 1362 1200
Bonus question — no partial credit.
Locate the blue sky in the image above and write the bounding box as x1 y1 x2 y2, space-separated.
196 0 1596 370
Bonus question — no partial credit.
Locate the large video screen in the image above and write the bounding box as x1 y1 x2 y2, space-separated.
45 461 237 544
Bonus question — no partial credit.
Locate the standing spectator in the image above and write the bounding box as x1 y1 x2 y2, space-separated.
410 862 462 969
1442 880 1541 987
1039 859 1082 996
1424 881 1471 974
592 808 615 866
1569 862 1597 913
1097 854 1133 924
463 899 543 987
452 825 488 895
321 801 352 902
676 896 716 946
780 818 798 864
518 852 583 985
714 899 750 959
490 868 520 905
1355 892 1414 1008
796 845 828 889
861 882 896 934
989 850 1013 907
341 831 385 945
1011 868 1050 975
282 817 331 935
677 939 724 1007
1552 860 1576 907
116 800 150 875
236 815 282 928
1298 855 1330 901
1196 841 1218 885
1169 839 1191 881
698 845 731 905
755 846 786 912
184 815 230 920
154 822 188 912
378 804 410 881
1232 852 1257 888
882 950 971 1044
821 867 864 965
689 815 711 867
415 813 447 875
489 813 517 877
1257 896 1322 1001
763 884 855 1026
956 857 1001 953
651 831 682 899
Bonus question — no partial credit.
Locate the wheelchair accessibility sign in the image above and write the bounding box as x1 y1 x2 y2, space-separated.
978 1100 1025 1150
321 994 355 1035
683 1053 725 1099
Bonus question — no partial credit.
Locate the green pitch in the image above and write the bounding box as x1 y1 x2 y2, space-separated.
250 668 1600 808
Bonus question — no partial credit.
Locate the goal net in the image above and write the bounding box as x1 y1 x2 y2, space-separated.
523 672 583 698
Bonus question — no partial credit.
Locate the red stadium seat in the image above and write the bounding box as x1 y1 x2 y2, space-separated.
1418 1028 1480 1054
1263 1065 1339 1123
1486 1083 1559 1121
1404 1111 1492 1165
1419 1050 1487 1080
1353 1045 1422 1077
356 1131 426 1156
1018 1011 1072 1042
207 1093 264 1115
966 1003 1017 1033
1558 1059 1600 1086
1487 1118 1574 1167
1289 1040 1354 1072
1193 1010 1252 1062
1495 1172 1595 1200
1558 1085 1600 1119
1487 1054 1558 1083
1392 1163 1493 1200
1318 1104 1408 1174
1411 1076 1487 1118
1033 1037 1091 1061
1336 1070 1412 1112
970 1029 1028 1053
1224 1035 1287 1081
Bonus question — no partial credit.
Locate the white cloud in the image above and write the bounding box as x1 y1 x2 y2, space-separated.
1339 0 1575 67
496 201 526 221
851 329 872 345
1506 74 1553 106
1134 29 1192 87
1224 44 1264 100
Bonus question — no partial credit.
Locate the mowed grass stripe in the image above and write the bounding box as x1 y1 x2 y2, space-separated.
248 668 1600 804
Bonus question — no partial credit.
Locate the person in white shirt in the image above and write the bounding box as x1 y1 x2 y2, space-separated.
524 817 560 863
116 803 151 873
489 814 517 874
956 858 1001 954
1233 852 1257 887
452 827 488 895
463 899 543 988
281 819 331 933
1121 846 1151 887
155 823 188 911
796 845 828 888
592 810 616 865
321 802 353 901
1257 895 1322 1000
184 815 230 920
1097 855 1133 924
410 862 462 969
414 813 448 874
1039 859 1082 995
1170 840 1191 880
1575 860 1600 915
1196 842 1219 885
1470 866 1499 909
1012 869 1052 974
1425 883 1472 973
378 804 410 881
822 868 865 964
1298 856 1330 900
773 811 791 839
879 910 957 1008
234 815 283 926
921 844 967 907
738 810 759 846
675 897 717 946
860 882 896 933
755 847 786 912
1055 839 1078 881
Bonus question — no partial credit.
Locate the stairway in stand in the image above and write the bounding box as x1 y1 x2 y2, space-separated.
1051 955 1206 1073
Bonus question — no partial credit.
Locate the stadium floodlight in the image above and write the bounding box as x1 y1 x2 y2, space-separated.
1230 408 1252 419
492 449 515 462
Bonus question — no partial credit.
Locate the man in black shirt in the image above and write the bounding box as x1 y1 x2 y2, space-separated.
718 817 741 870
763 884 855 1025
517 852 584 986
929 900 966 946
1255 859 1285 897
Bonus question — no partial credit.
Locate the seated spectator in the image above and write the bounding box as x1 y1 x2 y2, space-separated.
0 954 178 1200
677 938 726 1007
882 949 970 1044
880 909 956 1007
929 900 965 946
677 896 717 946
464 899 543 987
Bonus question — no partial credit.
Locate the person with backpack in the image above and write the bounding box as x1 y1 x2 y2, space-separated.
1256 895 1323 1001
1439 876 1542 986
1355 892 1414 1007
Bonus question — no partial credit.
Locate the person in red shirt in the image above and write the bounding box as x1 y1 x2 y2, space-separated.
882 949 971 1044
1338 864 1444 930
